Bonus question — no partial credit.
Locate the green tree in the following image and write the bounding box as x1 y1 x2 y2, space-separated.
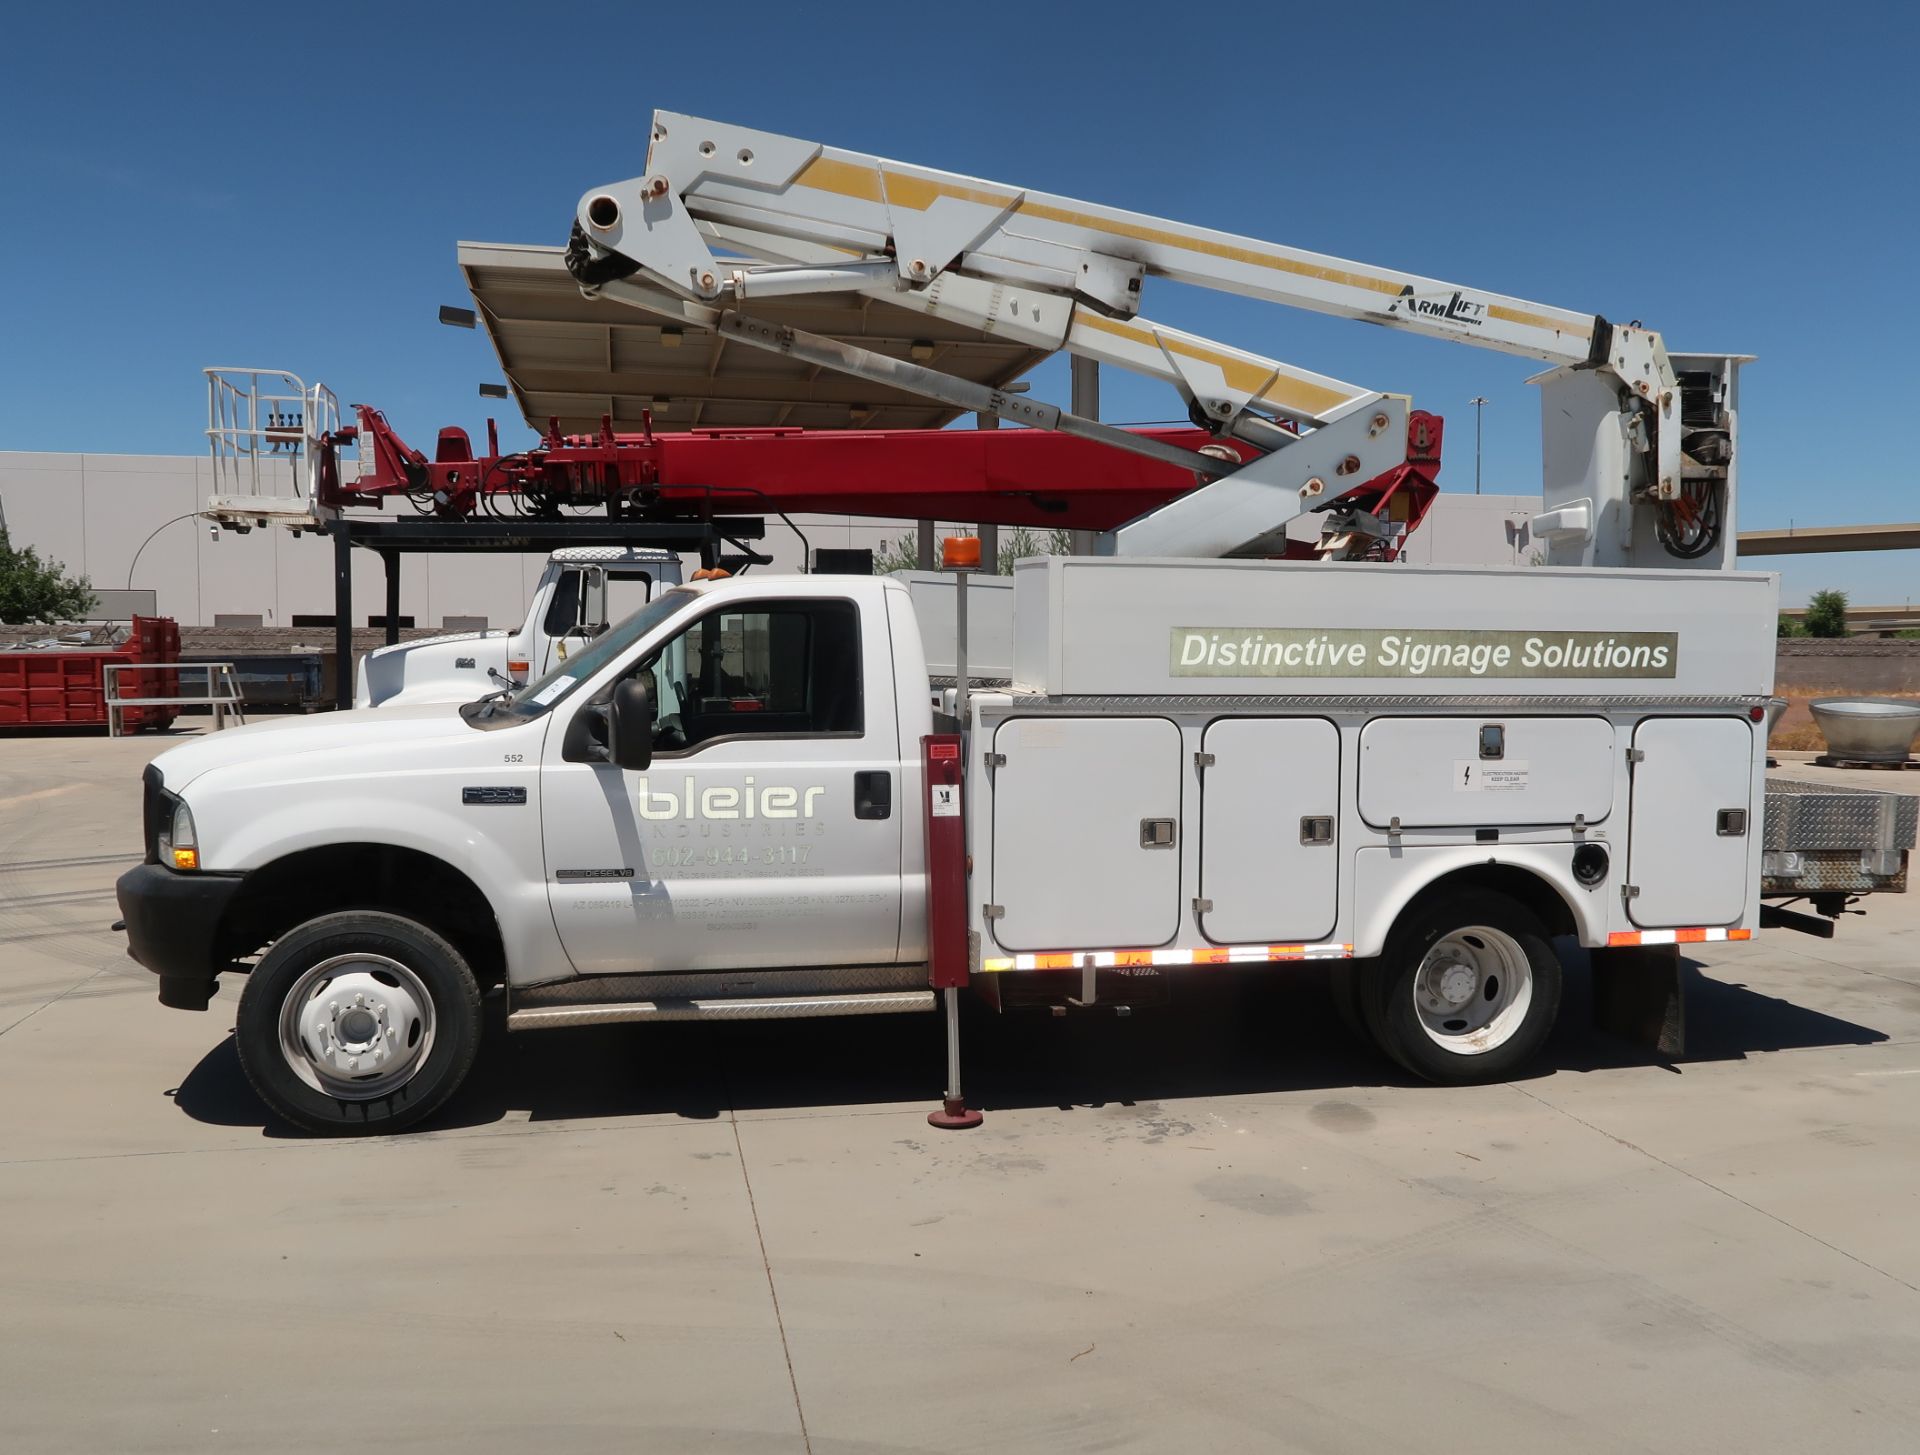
0 528 94 624
869 530 920 576
1804 589 1849 638
996 525 1074 574
869 526 1076 576
1777 613 1808 638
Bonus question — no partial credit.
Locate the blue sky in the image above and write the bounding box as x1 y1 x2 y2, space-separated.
2 1 1913 604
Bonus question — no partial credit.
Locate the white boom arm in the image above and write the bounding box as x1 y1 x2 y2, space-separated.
570 113 1740 567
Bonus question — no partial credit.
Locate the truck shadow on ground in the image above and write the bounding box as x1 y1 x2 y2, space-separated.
0 724 210 739
170 951 1889 1138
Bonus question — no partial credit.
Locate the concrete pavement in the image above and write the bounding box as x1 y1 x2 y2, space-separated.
3 726 1920 1453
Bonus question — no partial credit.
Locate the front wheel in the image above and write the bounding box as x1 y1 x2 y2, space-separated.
235 911 482 1135
1357 889 1563 1084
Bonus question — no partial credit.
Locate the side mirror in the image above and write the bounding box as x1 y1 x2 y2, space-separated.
608 674 656 770
577 566 608 637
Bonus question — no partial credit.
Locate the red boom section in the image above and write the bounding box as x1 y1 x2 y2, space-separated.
337 410 1250 529
329 407 1443 555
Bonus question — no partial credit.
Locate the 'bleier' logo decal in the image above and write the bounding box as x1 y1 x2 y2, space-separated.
635 775 827 822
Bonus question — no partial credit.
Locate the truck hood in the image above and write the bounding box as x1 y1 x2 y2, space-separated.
366 627 508 654
152 704 482 790
358 630 516 708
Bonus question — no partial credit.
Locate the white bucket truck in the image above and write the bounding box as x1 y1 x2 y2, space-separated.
114 556 1909 1134
116 112 1915 1133
353 547 681 707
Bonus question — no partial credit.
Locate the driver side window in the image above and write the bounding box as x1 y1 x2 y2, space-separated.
541 570 582 637
644 601 861 754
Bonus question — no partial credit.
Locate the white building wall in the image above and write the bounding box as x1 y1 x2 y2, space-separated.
0 449 1540 626
0 451 565 630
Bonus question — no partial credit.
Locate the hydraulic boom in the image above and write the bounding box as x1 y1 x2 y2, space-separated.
570 113 1742 568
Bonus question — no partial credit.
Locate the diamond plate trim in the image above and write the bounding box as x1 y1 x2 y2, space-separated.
1763 781 1918 852
508 991 936 1030
1762 850 1908 895
992 693 1768 715
511 963 930 1007
547 546 680 564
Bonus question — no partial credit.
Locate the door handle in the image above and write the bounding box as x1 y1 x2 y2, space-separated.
1140 818 1176 848
855 770 892 820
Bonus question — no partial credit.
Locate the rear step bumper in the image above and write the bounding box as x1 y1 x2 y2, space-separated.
507 990 936 1031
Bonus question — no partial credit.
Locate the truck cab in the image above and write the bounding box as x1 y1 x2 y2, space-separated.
119 573 935 1132
353 547 682 707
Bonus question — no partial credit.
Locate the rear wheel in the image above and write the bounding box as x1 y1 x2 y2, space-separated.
1358 890 1562 1083
235 911 482 1135
1327 965 1368 1042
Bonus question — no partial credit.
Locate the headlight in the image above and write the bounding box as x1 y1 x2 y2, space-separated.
158 798 199 871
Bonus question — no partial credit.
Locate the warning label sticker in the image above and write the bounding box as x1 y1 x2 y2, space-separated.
931 784 961 818
1455 760 1530 793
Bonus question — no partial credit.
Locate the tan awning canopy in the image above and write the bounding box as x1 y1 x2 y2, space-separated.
458 241 1048 436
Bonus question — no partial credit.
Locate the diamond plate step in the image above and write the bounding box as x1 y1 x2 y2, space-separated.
507 990 935 1031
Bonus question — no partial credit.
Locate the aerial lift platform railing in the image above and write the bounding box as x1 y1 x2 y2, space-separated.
205 368 349 529
566 112 1744 570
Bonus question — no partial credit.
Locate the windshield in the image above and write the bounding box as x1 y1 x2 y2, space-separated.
463 588 703 726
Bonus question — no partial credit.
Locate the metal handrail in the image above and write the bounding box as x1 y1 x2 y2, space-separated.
204 367 343 503
102 662 248 738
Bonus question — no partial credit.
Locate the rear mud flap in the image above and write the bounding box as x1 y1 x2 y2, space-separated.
1590 943 1685 1058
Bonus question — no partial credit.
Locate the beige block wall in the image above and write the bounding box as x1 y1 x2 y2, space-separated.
0 451 564 629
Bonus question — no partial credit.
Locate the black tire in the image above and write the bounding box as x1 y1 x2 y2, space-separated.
235 911 482 1135
1326 964 1368 1042
1356 889 1562 1084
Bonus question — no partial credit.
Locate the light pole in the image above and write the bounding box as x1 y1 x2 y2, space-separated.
1468 397 1489 495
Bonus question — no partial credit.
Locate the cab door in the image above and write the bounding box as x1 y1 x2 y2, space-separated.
538 596 905 976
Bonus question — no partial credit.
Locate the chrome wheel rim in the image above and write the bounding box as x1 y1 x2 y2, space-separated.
1411 926 1532 1055
278 953 436 1099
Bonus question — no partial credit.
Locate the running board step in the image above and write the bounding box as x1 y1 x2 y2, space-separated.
506 990 936 1031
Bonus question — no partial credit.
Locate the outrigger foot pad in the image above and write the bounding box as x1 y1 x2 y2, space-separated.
928 1098 984 1130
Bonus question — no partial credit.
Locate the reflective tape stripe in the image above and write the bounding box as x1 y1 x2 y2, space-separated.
981 943 1352 973
1607 927 1753 948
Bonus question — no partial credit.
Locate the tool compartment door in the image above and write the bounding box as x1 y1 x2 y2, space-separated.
1198 718 1339 944
1358 716 1615 828
990 716 1182 952
1628 717 1754 927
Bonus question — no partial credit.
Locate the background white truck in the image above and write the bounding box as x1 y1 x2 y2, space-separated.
353 547 681 707
114 559 1912 1134
357 558 1013 708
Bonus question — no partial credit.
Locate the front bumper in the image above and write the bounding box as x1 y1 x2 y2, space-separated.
115 863 246 1011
